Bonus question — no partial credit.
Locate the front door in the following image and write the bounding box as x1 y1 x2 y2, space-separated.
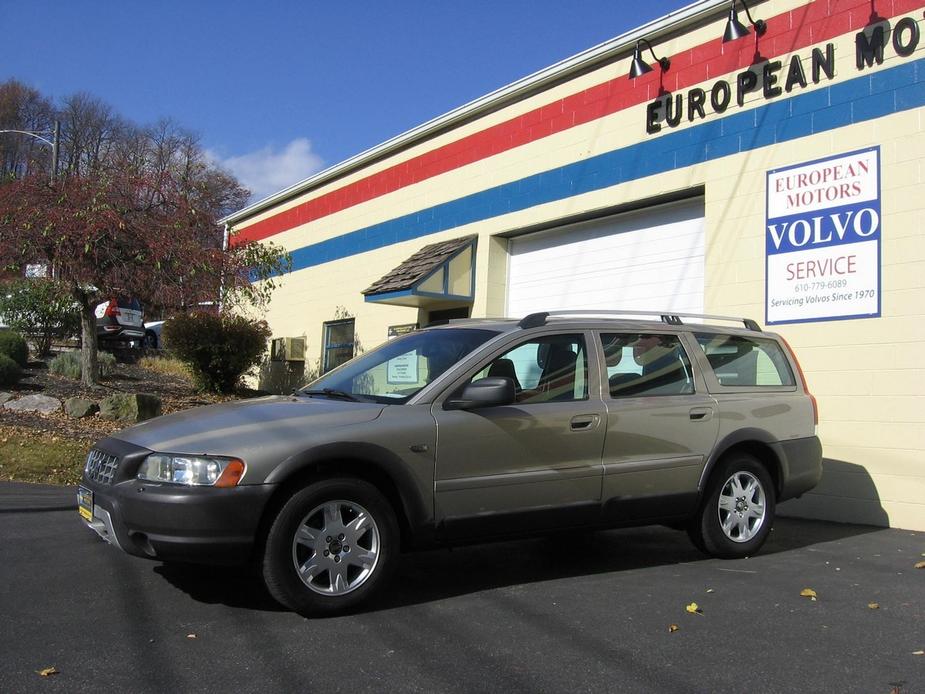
431 332 606 539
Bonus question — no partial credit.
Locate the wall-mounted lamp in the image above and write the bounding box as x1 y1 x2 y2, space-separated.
628 39 671 79
723 0 767 42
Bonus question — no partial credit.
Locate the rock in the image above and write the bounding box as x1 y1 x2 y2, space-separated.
2 394 62 415
99 393 162 422
64 397 99 419
0 392 13 406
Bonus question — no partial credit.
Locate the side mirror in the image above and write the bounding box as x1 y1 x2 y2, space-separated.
445 377 516 410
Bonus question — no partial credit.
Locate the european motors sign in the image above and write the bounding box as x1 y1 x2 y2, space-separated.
766 147 881 325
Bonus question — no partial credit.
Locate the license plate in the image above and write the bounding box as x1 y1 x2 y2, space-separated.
77 485 93 522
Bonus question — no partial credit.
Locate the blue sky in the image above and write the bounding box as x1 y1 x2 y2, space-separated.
2 0 690 201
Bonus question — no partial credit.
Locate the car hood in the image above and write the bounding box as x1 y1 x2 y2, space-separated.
112 395 386 461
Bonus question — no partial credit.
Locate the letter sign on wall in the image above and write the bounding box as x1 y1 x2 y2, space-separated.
765 147 881 324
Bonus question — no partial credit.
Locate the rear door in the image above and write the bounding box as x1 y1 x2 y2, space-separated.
597 331 719 522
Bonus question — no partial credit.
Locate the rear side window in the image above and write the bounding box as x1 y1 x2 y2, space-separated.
695 333 795 387
600 333 694 397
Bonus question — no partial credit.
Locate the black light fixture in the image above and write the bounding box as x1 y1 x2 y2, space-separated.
628 38 671 79
723 0 767 42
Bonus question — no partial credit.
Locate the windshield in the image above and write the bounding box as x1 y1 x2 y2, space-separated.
302 328 499 404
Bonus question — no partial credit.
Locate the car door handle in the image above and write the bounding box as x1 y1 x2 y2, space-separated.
689 407 714 422
570 414 600 431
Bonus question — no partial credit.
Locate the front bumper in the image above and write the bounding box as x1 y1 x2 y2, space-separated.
80 438 277 565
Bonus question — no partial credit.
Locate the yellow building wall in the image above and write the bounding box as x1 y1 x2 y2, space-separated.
234 0 925 529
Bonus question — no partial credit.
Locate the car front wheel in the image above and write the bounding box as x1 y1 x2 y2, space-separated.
262 478 398 615
688 453 775 559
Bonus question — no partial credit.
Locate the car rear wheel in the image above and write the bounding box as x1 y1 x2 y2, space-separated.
262 478 398 615
688 453 775 559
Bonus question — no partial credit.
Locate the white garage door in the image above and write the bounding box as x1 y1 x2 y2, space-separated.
506 199 705 317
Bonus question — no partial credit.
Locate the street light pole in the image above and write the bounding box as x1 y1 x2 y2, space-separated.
0 119 60 181
51 120 60 183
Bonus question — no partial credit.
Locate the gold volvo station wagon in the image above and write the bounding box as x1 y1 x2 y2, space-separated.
79 310 822 615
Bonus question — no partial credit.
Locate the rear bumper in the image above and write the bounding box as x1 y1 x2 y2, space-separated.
777 436 823 502
98 327 144 343
81 478 277 565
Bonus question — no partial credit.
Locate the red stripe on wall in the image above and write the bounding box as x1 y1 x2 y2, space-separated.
234 0 924 245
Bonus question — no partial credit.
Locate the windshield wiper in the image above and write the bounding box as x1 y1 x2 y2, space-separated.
299 388 360 402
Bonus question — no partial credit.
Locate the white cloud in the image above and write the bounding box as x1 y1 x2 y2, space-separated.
208 138 324 203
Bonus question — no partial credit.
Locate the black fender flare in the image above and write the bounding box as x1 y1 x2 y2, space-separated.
265 441 430 533
698 428 786 497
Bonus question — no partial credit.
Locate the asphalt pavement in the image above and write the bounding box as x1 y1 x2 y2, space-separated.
0 481 922 694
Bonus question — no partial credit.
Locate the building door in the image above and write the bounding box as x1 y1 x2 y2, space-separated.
506 198 705 317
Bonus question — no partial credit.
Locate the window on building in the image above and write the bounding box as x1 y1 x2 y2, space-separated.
322 319 355 373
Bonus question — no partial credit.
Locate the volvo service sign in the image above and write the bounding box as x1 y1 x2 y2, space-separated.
766 147 881 325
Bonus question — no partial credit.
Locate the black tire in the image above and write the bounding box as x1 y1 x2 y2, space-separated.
262 478 399 615
688 453 775 559
144 331 158 349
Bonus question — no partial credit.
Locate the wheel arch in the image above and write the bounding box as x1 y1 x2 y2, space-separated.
256 443 430 556
699 429 785 501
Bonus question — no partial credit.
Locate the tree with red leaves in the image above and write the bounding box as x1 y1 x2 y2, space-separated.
0 171 289 385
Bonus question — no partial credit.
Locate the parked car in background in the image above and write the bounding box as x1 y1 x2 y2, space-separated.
78 310 822 616
95 297 144 350
143 321 164 350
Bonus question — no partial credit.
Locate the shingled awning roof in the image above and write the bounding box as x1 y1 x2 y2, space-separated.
363 235 476 307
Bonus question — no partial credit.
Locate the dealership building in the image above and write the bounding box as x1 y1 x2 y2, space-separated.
223 0 925 530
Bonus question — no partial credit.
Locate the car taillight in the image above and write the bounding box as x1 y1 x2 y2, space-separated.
781 336 817 427
104 300 119 318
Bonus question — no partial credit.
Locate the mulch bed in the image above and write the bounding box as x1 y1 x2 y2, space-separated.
0 355 232 441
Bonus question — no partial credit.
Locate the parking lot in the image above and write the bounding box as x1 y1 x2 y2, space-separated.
1 481 922 693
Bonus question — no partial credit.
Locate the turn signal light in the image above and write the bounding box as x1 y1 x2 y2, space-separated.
214 459 246 487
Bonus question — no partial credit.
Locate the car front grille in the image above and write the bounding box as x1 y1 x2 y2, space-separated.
85 449 120 485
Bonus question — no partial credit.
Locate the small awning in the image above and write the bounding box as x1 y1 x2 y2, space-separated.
363 235 476 307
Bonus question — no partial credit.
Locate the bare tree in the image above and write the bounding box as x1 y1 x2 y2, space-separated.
58 91 127 176
0 80 55 178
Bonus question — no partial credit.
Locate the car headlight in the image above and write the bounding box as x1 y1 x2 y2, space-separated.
137 454 245 487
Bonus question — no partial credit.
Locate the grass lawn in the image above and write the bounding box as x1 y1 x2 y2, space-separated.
0 427 91 485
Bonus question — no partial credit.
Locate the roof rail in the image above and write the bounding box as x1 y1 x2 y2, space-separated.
518 310 761 332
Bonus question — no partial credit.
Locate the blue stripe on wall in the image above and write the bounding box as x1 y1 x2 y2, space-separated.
286 57 925 274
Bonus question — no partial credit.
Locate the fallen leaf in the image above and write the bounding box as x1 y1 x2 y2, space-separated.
868 602 879 609
686 602 703 615
668 624 679 633
914 561 925 569
186 633 197 639
800 588 817 600
913 650 924 656
36 667 58 677
706 588 714 593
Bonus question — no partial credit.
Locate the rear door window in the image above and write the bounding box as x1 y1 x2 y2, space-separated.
695 333 795 387
599 333 694 397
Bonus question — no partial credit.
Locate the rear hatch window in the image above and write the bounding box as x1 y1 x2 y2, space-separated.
695 333 795 387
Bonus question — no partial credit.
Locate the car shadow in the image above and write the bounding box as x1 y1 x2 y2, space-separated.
154 563 288 612
152 516 883 615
